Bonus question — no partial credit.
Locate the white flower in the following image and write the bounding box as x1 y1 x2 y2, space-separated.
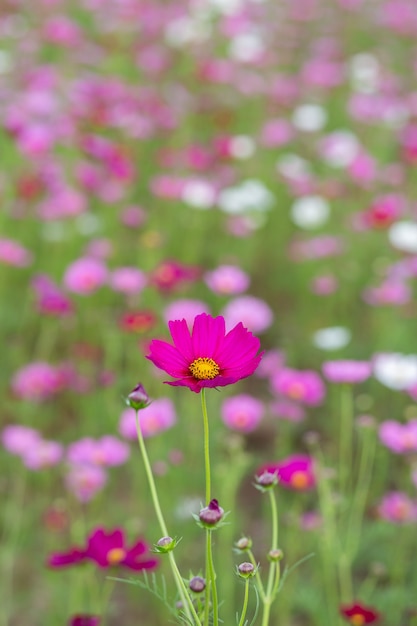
218 179 274 214
388 221 417 254
319 131 360 168
229 135 256 159
228 32 264 63
312 327 351 351
349 53 380 93
373 353 417 390
290 196 330 229
292 104 327 132
182 179 216 210
276 154 311 180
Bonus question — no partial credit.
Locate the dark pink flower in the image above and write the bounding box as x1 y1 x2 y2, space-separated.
147 313 263 393
48 527 158 572
69 615 100 626
85 528 158 570
258 454 316 491
340 601 380 624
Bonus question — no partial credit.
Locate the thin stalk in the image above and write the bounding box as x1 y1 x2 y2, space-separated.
135 412 200 626
200 390 219 626
238 579 250 626
261 490 279 626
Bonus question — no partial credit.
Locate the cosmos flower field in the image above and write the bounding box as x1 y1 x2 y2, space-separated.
1 0 417 624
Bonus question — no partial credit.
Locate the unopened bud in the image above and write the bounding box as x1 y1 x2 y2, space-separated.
237 562 255 578
127 383 150 410
189 576 206 593
154 536 178 553
199 499 224 527
268 548 284 562
235 537 252 551
255 471 278 491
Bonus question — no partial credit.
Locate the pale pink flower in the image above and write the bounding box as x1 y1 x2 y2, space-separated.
272 368 326 406
11 362 65 401
23 440 64 470
204 265 250 295
163 299 210 328
109 267 147 295
67 436 130 467
221 394 265 433
0 238 32 267
379 420 417 454
269 399 306 422
119 398 177 439
65 464 107 503
377 491 417 524
1 425 42 456
63 258 108 295
322 360 372 384
221 296 273 333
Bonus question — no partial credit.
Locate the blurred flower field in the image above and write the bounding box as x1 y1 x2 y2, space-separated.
1 0 417 624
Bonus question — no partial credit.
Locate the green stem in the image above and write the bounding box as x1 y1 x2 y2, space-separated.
238 579 250 626
261 490 280 626
134 411 200 625
339 384 353 497
201 389 211 505
248 550 266 603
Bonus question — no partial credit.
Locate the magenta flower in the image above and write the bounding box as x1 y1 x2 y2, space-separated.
67 436 130 467
147 313 263 393
69 616 100 626
377 491 417 524
322 360 372 384
48 527 158 572
258 454 316 491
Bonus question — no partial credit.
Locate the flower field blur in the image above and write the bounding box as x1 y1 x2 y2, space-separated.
1 0 417 624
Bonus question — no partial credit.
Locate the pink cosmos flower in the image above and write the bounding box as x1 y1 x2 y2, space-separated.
119 398 176 439
11 362 65 401
147 312 263 393
1 425 42 456
63 258 108 295
108 267 147 295
269 399 306 422
221 394 265 433
23 440 64 470
65 464 107 503
163 299 210 328
322 360 372 384
31 274 73 316
271 368 326 406
377 491 417 524
48 527 158 572
221 296 273 334
204 265 250 295
378 420 417 454
0 238 33 267
67 436 130 467
258 454 316 491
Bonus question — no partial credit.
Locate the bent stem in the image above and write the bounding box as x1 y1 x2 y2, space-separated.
134 411 200 626
200 389 219 626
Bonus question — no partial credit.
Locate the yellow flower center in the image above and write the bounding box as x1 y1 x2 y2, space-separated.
107 548 126 565
350 615 365 626
290 471 309 490
189 357 220 380
288 382 305 399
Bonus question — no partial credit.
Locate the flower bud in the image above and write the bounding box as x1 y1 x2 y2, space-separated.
189 576 206 593
153 536 179 553
199 499 224 527
126 383 150 410
235 537 252 551
268 548 284 562
237 562 256 578
255 471 278 491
